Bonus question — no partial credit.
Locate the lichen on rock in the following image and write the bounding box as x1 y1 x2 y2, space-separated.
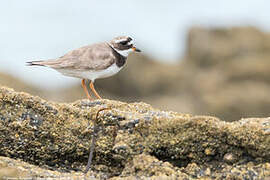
0 86 269 179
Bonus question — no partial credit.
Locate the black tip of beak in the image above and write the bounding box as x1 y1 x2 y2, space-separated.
132 47 141 52
135 48 141 52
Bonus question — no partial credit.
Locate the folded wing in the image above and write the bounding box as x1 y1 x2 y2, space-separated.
27 43 115 71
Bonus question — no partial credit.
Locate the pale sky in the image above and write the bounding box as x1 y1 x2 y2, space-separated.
1 0 270 89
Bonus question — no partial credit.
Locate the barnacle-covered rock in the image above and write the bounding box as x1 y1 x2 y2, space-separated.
0 86 269 179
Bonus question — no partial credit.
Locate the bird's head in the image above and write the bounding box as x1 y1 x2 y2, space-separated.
109 36 141 57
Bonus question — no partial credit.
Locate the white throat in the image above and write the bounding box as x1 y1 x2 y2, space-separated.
115 48 133 57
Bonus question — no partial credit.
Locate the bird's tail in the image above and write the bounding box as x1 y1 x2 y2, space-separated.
26 60 45 66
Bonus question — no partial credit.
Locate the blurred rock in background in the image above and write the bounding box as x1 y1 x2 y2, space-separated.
1 26 270 121
183 26 270 121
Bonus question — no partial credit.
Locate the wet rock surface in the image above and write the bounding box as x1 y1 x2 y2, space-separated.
0 86 270 179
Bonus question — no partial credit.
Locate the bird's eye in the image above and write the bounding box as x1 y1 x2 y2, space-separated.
120 41 128 45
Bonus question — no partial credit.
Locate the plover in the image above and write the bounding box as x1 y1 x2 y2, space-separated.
27 36 141 100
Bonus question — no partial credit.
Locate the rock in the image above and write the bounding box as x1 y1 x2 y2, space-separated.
0 156 106 179
0 86 269 179
114 154 190 179
186 26 270 67
223 153 238 164
181 26 270 121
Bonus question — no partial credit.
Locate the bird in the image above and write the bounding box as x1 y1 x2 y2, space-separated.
27 36 141 100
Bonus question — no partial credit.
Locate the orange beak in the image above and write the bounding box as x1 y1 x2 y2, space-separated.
132 47 141 52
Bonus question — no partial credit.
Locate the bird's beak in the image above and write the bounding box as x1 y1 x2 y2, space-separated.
132 47 141 52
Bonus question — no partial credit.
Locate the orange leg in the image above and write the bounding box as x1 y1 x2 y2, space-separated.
89 81 102 99
81 79 93 100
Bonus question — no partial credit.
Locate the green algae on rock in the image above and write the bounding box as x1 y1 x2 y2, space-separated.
0 86 270 179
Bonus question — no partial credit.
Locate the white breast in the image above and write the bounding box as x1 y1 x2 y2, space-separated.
57 63 123 82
